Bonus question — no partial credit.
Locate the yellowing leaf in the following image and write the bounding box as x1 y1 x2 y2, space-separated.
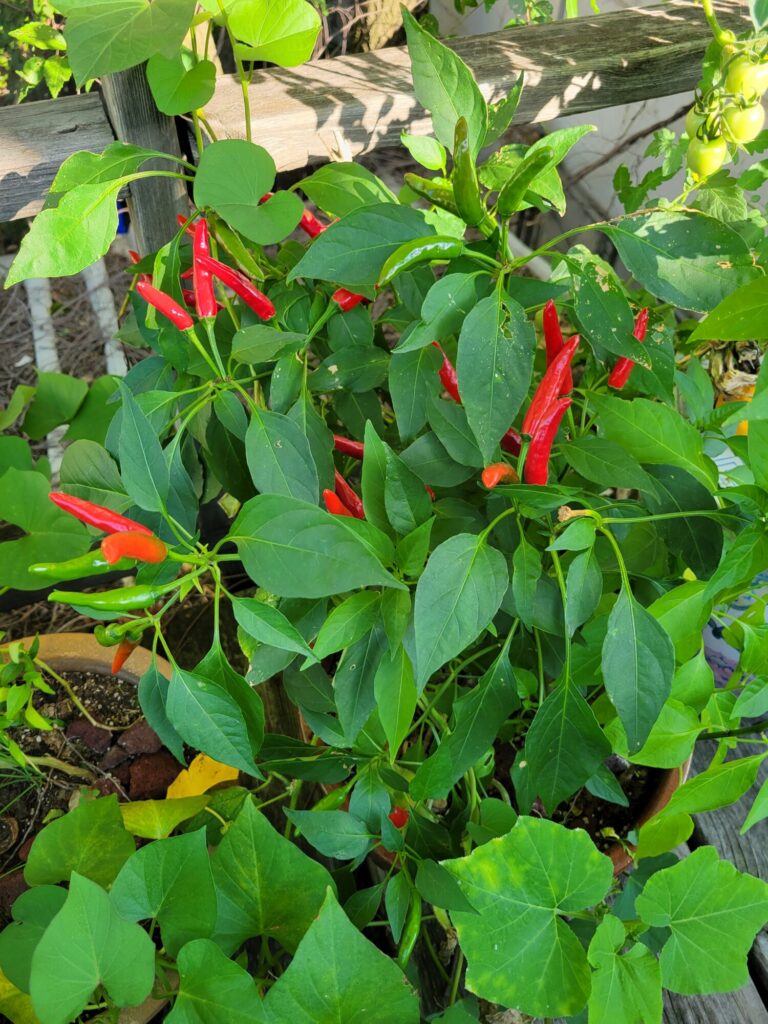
167 753 240 798
119 796 211 839
0 968 39 1024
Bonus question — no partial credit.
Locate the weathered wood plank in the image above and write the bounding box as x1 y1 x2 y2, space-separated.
663 984 768 1024
206 0 750 172
0 93 113 223
101 66 188 253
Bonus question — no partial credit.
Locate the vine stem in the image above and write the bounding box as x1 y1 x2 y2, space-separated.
700 0 730 45
702 717 768 741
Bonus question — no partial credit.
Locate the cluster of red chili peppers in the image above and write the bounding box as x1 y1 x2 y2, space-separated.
323 469 365 519
49 493 169 673
474 300 578 488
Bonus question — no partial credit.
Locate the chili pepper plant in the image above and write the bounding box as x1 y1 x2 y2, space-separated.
1 1 768 1022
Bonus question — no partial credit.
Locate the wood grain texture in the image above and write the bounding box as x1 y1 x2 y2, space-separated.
205 0 751 171
0 93 113 223
101 65 188 253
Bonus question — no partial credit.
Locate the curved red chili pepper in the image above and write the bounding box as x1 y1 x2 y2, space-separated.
524 397 572 486
323 489 353 517
522 335 579 437
332 288 367 312
500 427 522 457
196 253 275 320
333 435 365 459
112 640 138 675
334 470 365 519
49 493 153 536
543 299 571 394
193 219 217 319
608 308 649 390
481 463 519 489
176 213 196 238
431 342 461 404
300 208 327 238
101 531 168 566
136 280 194 330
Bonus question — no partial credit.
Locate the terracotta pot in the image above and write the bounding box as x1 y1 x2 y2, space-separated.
21 631 171 684
608 759 691 874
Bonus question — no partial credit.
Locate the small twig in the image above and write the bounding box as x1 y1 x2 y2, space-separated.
569 104 689 185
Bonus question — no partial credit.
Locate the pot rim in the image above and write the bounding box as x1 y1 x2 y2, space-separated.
19 631 171 684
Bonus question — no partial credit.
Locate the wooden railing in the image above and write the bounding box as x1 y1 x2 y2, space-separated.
0 0 750 251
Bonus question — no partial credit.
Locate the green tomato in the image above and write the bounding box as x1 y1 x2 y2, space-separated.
722 103 766 143
686 136 728 177
685 106 706 138
725 55 768 98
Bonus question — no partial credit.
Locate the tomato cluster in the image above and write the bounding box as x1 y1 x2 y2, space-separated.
685 51 768 177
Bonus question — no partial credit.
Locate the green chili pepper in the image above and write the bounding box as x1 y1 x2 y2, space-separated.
49 581 178 613
29 549 135 583
94 621 147 647
312 779 354 811
496 146 556 218
378 236 464 287
452 116 485 228
396 892 422 969
403 173 460 217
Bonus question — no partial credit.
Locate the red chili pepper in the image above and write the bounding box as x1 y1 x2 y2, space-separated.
425 485 436 501
333 435 365 459
543 299 571 394
500 427 522 457
300 208 327 238
524 397 572 485
128 250 141 265
101 531 168 566
136 280 194 330
111 640 138 675
334 469 365 519
388 806 409 829
193 219 217 320
332 288 367 312
608 308 649 390
49 493 153 536
521 335 580 437
196 253 275 321
481 463 519 488
432 342 461 404
180 267 194 280
176 213 196 238
323 489 354 517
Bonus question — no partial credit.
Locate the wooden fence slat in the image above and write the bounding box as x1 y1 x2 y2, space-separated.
0 0 751 223
0 94 113 223
101 65 188 254
205 0 750 172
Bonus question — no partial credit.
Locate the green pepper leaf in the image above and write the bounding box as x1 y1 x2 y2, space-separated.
414 534 508 690
401 8 486 157
289 204 433 288
457 292 535 464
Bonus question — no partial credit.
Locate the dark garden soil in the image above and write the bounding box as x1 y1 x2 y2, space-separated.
0 588 250 926
494 739 662 852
